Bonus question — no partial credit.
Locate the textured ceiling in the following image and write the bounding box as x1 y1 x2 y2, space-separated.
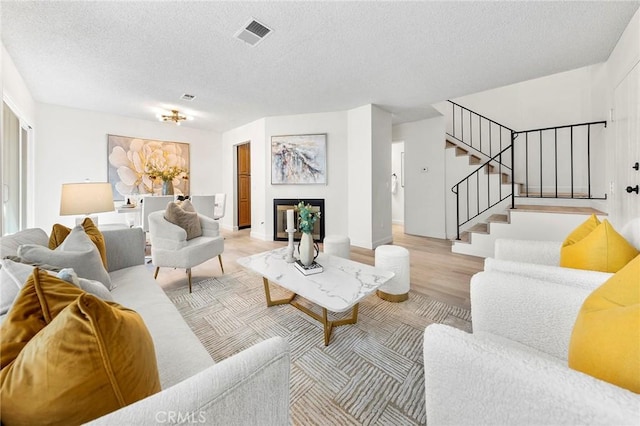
1 1 638 132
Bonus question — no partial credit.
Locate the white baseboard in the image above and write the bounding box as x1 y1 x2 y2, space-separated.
250 231 269 241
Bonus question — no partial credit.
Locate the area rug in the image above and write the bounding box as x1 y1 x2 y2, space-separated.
165 270 472 426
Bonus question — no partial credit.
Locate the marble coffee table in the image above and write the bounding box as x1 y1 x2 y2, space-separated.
237 247 395 345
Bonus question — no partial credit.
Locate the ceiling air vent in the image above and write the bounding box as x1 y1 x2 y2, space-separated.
235 18 272 46
180 93 196 101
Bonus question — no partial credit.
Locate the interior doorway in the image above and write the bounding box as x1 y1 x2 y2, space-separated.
391 141 405 226
236 142 251 229
2 102 29 235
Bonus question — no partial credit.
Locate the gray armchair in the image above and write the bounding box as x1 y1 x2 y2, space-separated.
148 210 224 292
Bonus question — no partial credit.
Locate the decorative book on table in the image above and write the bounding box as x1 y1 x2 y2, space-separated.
294 260 323 275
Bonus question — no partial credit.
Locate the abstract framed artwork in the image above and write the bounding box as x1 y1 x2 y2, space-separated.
271 134 327 185
107 134 190 200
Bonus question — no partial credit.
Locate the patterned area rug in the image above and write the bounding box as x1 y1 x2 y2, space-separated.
165 270 471 426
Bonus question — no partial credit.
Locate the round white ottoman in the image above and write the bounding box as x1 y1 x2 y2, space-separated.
375 245 410 302
323 235 351 259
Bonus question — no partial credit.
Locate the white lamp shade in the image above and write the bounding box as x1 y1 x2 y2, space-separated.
60 182 115 216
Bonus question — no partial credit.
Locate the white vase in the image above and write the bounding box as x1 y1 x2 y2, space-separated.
299 232 316 266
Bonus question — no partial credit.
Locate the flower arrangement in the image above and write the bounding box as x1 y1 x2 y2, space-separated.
297 201 321 234
145 165 188 182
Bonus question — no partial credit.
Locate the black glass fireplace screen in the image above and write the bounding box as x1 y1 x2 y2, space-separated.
273 198 325 242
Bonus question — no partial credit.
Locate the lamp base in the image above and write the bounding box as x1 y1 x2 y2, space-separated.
75 215 99 226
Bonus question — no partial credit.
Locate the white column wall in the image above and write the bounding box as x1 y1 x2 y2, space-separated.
347 105 373 248
371 105 393 247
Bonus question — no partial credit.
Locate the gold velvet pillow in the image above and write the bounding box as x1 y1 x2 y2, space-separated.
569 254 640 393
0 277 161 425
560 219 639 273
165 201 202 240
0 268 85 369
48 217 108 267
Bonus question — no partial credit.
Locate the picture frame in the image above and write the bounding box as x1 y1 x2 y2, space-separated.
271 134 327 185
107 134 190 200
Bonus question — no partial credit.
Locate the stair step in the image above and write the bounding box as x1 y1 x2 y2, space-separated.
468 223 488 234
519 192 590 199
445 140 457 149
487 214 508 223
510 204 607 215
469 155 482 165
455 147 468 156
457 232 471 244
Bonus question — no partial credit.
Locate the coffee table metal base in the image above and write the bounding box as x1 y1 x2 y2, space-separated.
262 277 358 346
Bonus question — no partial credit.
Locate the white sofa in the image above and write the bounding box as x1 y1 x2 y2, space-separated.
422 226 640 425
0 227 291 425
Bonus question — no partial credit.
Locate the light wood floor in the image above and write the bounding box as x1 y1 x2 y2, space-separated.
151 224 485 310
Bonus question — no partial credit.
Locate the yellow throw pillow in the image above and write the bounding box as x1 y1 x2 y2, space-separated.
48 217 108 267
569 254 640 393
562 214 601 247
0 294 161 425
560 219 639 273
0 268 85 369
165 201 203 240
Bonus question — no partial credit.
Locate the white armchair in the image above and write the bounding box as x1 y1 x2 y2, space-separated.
148 210 224 292
423 270 640 425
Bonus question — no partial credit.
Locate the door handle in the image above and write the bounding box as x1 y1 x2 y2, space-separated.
626 185 639 194
633 162 639 171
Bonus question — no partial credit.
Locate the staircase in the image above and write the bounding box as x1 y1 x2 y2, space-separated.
443 101 607 257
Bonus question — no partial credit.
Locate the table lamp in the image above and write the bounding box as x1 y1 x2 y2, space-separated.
60 182 114 226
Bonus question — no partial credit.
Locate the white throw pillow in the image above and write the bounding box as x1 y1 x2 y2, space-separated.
18 226 112 289
56 268 113 301
0 259 34 315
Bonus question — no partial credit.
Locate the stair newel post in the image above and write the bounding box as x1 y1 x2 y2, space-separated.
455 185 460 240
510 131 516 210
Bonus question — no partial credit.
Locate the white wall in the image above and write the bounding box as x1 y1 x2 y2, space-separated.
604 7 640 228
35 103 221 230
223 105 390 249
265 111 348 240
2 43 36 125
392 116 447 238
445 64 606 131
391 142 405 224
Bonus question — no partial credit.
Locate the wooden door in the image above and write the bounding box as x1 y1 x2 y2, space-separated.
237 143 251 229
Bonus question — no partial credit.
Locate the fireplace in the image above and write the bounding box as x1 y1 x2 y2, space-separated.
273 199 325 242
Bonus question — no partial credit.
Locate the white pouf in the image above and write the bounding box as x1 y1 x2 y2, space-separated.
323 235 351 259
375 245 410 302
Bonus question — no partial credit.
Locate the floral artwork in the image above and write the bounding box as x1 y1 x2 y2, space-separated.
271 134 327 184
107 135 190 200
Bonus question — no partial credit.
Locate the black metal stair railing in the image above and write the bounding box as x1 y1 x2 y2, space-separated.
449 100 608 241
447 100 515 160
451 142 515 240
513 121 607 200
